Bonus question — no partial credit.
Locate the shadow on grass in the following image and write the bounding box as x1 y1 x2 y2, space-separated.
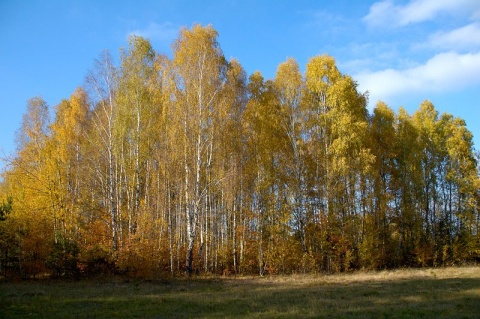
1 273 479 318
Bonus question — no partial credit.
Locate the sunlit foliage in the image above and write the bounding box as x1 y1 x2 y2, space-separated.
1 25 479 278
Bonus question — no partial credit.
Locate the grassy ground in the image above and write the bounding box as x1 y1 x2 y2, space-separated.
1 267 479 318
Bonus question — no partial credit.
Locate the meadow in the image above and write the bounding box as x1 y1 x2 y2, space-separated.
1 267 479 318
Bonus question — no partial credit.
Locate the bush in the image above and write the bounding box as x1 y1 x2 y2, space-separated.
46 236 80 278
79 244 116 276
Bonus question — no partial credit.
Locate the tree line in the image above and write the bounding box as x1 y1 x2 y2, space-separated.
1 25 479 278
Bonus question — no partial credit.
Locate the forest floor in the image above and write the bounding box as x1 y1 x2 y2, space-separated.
1 266 479 318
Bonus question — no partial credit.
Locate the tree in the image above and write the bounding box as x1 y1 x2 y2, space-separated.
172 24 228 274
3 97 53 277
86 50 120 252
49 88 89 242
361 101 397 268
441 114 480 262
304 55 371 271
274 58 308 253
116 36 158 237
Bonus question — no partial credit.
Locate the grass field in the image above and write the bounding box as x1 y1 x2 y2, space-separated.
1 267 479 318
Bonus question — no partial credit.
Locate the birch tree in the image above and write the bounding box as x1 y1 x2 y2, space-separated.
274 58 307 252
172 24 227 274
49 88 89 241
117 36 157 237
86 51 120 251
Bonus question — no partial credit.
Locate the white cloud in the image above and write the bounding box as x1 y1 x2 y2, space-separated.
127 22 178 46
428 23 480 50
355 51 480 106
364 0 480 28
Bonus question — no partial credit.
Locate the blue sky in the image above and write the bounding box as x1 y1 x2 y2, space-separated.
1 0 479 172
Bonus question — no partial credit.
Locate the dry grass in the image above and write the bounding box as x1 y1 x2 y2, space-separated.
1 267 479 318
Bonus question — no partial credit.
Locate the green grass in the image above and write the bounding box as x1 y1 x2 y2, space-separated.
1 267 479 318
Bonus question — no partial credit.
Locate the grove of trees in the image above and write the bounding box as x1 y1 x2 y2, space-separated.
1 25 479 278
